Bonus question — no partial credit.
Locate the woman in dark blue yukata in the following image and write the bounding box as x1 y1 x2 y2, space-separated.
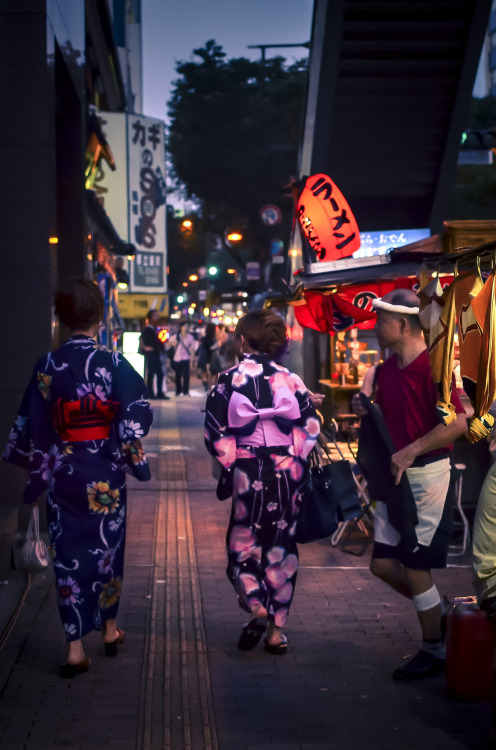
204 309 320 654
2 277 152 677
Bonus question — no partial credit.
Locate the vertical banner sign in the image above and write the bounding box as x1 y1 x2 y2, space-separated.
128 114 167 292
96 113 168 294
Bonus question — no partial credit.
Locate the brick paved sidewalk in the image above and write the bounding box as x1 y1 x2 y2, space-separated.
0 383 493 750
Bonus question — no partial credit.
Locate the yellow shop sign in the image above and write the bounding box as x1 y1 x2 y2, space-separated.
117 293 169 319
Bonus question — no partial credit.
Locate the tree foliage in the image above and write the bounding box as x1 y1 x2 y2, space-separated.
167 41 308 264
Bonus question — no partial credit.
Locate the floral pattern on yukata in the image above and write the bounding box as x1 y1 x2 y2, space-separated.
2 335 153 641
204 353 319 626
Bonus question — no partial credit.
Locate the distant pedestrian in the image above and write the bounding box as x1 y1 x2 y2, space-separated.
198 322 217 391
217 323 237 369
204 309 320 654
140 309 168 399
2 277 153 677
352 289 467 680
169 320 196 396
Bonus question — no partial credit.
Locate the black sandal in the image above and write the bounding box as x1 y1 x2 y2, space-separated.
237 617 268 651
60 657 91 678
104 627 125 657
264 634 288 655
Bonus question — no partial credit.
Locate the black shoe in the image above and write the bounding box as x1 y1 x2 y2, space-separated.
393 649 445 681
157 393 170 400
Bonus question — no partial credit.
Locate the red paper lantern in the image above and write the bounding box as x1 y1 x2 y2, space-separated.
297 174 361 261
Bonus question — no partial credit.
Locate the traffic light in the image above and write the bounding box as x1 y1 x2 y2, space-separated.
460 130 496 150
115 268 130 289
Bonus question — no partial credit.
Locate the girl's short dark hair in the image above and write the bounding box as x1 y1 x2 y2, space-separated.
235 309 287 357
54 277 104 331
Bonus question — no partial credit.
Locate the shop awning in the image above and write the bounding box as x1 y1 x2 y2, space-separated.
299 236 445 289
300 260 422 289
292 237 451 334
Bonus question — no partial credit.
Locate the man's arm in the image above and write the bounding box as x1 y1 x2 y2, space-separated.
391 412 468 485
351 365 378 416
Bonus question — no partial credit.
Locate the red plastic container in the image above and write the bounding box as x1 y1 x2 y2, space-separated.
446 595 495 701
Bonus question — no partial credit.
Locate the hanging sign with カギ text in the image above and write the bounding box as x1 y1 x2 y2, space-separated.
94 112 167 294
297 174 360 262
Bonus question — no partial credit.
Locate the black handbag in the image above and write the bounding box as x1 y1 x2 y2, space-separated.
295 438 360 544
13 506 50 573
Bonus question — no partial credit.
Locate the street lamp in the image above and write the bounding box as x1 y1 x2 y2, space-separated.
247 42 310 64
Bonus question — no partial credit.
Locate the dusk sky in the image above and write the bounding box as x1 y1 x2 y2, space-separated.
141 0 315 122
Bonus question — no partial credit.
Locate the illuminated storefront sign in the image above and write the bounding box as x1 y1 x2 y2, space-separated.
354 228 431 258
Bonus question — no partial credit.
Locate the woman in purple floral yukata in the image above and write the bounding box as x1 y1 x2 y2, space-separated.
2 278 152 677
204 309 320 654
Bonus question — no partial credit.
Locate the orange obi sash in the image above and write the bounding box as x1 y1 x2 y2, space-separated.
52 395 120 442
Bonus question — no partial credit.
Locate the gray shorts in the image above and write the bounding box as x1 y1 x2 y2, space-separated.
372 458 452 569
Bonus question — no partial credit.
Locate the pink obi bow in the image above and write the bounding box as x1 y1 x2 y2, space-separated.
227 387 301 447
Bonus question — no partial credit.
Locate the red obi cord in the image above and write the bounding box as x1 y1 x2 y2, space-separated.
52 395 120 442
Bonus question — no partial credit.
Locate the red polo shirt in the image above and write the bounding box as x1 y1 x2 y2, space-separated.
375 349 465 457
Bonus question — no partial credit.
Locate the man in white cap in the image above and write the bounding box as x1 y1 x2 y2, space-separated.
353 288 467 680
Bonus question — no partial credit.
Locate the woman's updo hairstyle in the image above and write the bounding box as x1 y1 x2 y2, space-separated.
54 277 104 331
235 309 288 358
